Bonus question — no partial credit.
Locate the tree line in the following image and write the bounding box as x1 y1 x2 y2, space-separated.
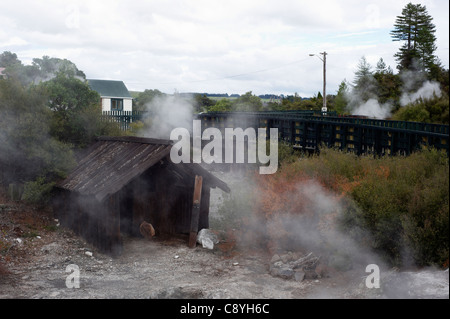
0 53 124 204
0 2 448 204
188 3 448 124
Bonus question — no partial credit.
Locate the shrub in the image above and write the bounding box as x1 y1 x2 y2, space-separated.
261 146 449 267
22 177 55 206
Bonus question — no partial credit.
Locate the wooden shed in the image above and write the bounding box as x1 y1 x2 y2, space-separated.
53 136 230 255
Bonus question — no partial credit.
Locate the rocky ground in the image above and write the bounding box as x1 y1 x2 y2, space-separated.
0 207 365 299
0 171 448 299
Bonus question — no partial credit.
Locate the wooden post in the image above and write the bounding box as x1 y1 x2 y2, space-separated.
189 175 203 248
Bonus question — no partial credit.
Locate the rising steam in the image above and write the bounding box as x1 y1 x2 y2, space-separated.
140 94 194 139
348 68 442 119
400 80 442 106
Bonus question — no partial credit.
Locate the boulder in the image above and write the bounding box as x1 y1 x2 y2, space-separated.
270 254 281 264
270 262 294 279
197 229 219 250
269 251 321 281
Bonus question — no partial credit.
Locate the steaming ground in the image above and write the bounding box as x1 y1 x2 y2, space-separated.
0 227 386 299
0 174 448 299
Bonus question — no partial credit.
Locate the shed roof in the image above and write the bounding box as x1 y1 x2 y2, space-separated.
87 79 132 98
57 136 229 201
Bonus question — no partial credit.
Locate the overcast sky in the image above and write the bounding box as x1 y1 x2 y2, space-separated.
1 0 448 96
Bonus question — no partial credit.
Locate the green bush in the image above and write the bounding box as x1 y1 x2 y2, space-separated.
392 94 449 124
22 177 56 206
291 147 449 267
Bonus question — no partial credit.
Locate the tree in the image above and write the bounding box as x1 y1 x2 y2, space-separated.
352 56 377 102
334 80 350 114
0 78 75 187
41 72 120 147
392 93 449 124
373 58 402 107
0 52 87 86
429 64 449 94
0 51 21 68
232 91 263 111
390 3 437 72
193 94 215 113
133 89 166 112
32 56 86 80
208 98 233 112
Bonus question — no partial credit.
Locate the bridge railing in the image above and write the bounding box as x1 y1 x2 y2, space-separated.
196 111 449 156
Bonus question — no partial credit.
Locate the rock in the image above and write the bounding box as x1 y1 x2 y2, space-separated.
280 254 291 264
269 251 321 281
270 261 294 279
197 229 219 249
270 254 281 264
201 237 214 250
85 251 93 257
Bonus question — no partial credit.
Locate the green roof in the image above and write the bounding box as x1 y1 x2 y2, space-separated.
87 79 132 98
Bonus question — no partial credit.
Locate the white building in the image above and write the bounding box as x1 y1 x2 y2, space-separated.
87 79 133 112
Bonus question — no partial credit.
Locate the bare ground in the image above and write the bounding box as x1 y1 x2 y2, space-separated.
0 198 374 299
0 179 448 299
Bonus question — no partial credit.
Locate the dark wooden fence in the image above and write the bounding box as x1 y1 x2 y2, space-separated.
196 111 449 156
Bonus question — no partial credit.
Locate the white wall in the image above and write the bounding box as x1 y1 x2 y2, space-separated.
123 98 132 112
101 98 111 112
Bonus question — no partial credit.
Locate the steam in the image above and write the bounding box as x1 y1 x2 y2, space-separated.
348 78 442 119
141 94 194 139
216 173 385 271
346 79 393 119
400 80 442 106
351 98 392 119
265 180 384 268
347 62 443 119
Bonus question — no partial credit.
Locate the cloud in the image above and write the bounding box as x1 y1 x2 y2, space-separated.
1 0 448 96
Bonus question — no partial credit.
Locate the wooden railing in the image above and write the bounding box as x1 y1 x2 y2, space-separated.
101 111 144 131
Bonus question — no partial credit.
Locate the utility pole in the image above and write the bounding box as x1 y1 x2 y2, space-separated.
321 51 327 113
309 51 327 114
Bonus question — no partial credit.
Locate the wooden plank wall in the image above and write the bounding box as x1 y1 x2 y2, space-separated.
54 165 215 255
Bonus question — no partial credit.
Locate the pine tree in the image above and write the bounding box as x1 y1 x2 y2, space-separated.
374 58 401 106
334 80 349 114
390 2 437 72
353 56 376 101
